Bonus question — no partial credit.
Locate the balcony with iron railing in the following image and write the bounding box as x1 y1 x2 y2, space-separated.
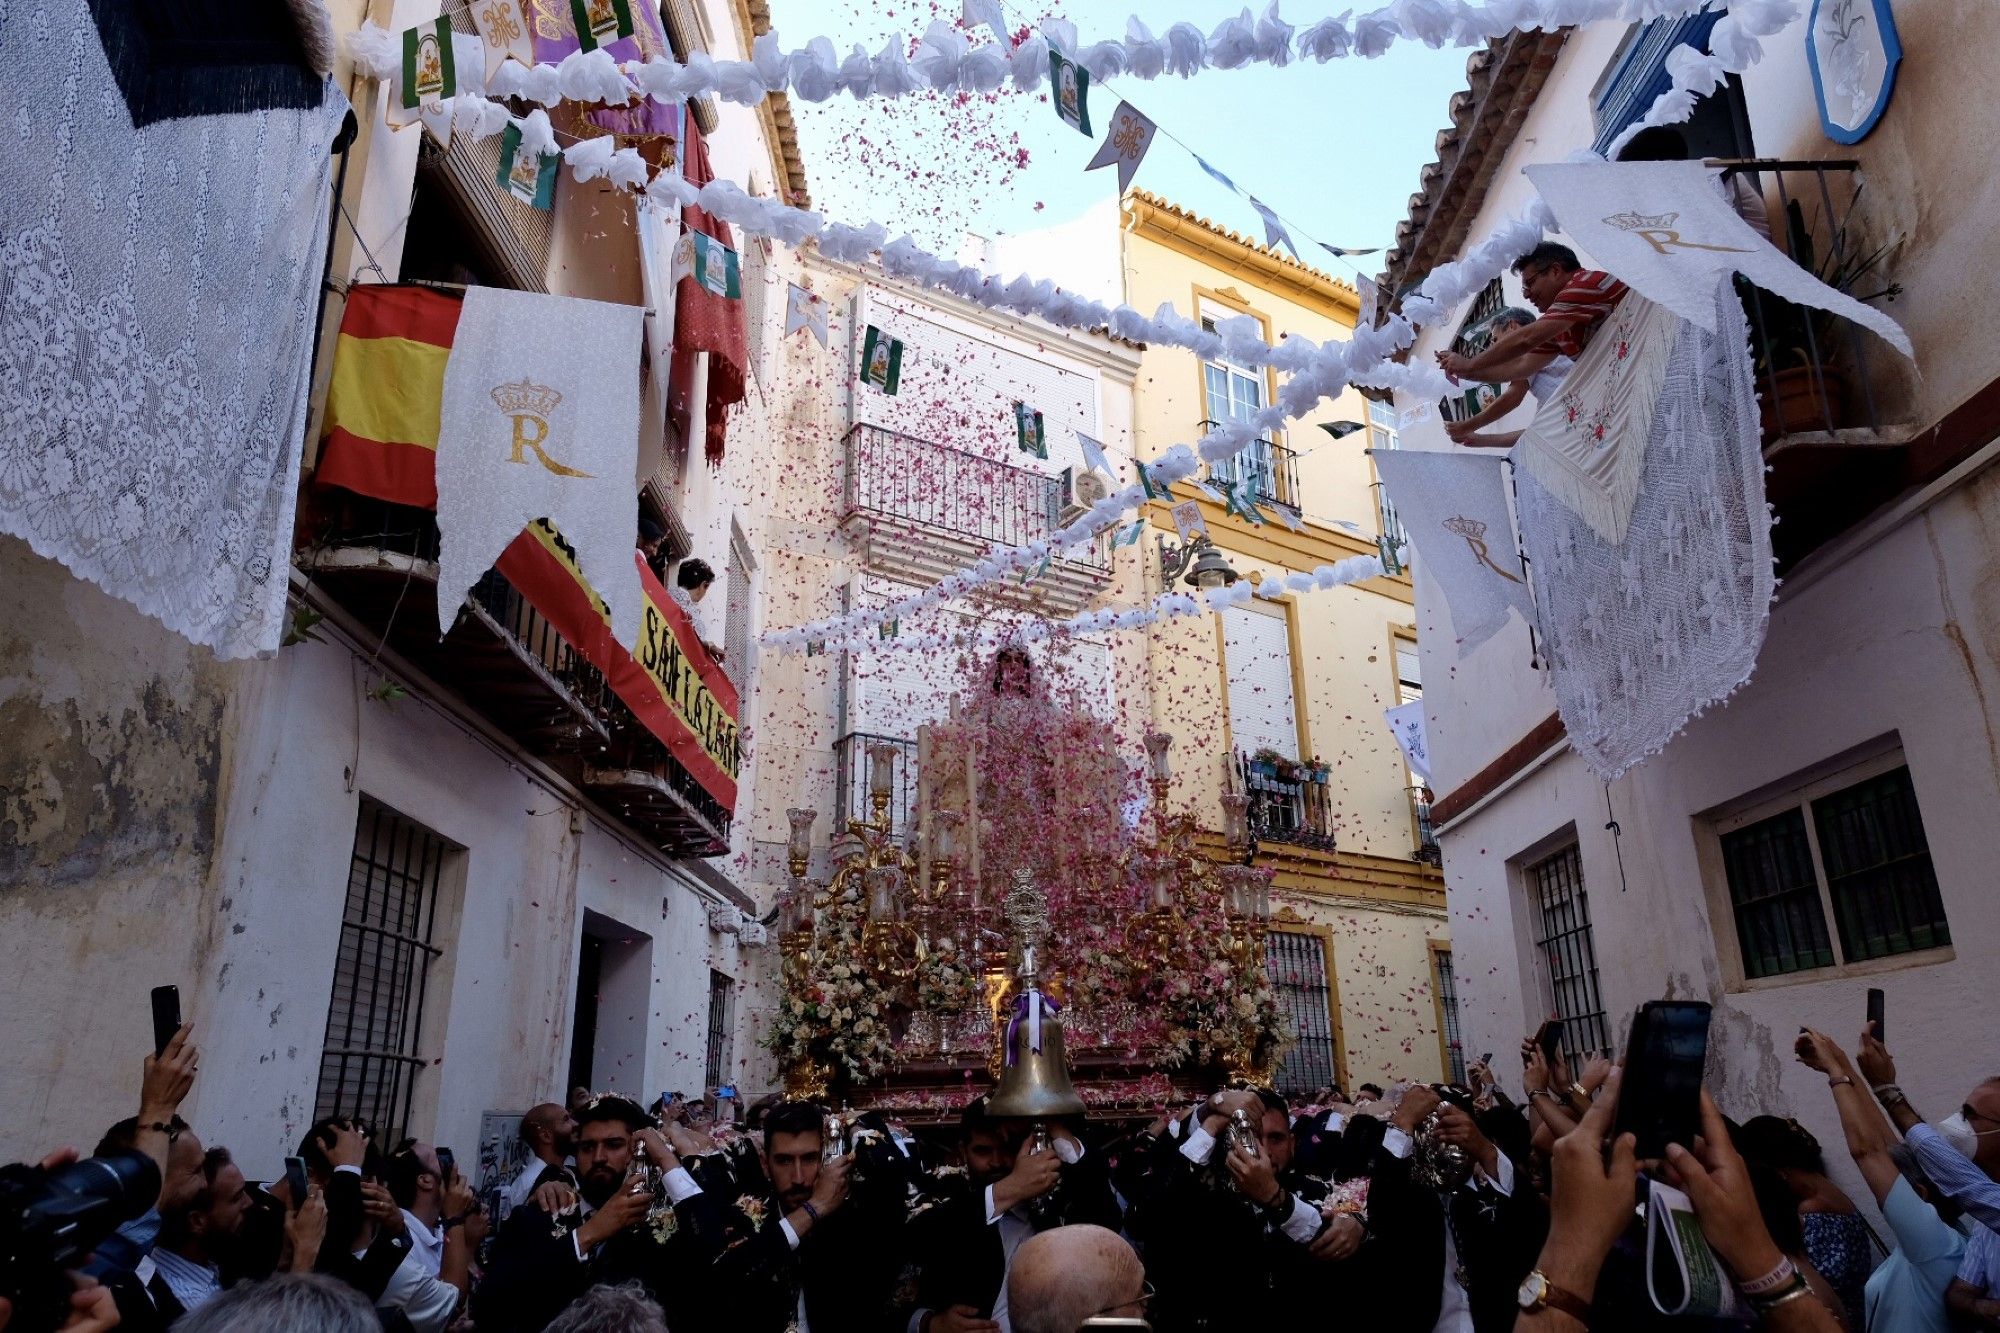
841 423 1115 616
298 500 730 856
832 731 919 839
1200 424 1301 516
1711 160 1907 568
1410 786 1441 866
1233 750 1338 853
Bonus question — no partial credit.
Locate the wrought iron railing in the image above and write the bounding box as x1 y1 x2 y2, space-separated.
832 731 920 840
1718 159 1885 441
1233 750 1338 852
1202 424 1300 511
1411 786 1441 866
842 424 1111 573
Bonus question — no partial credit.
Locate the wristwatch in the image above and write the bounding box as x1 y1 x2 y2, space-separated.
1517 1270 1591 1322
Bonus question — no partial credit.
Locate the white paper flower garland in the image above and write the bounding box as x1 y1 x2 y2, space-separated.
827 553 1387 657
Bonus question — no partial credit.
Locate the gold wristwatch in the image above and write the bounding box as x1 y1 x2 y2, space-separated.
1517 1270 1591 1322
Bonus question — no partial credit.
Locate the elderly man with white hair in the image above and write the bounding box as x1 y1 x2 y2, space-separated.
1005 1223 1150 1333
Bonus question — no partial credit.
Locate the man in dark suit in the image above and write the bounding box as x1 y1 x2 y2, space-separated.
712 1101 914 1331
1126 1087 1357 1331
470 1094 744 1333
903 1096 1123 1333
1365 1084 1549 1333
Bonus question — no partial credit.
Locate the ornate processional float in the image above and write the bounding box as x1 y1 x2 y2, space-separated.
766 650 1285 1119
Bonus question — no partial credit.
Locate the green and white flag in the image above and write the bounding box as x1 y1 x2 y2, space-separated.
570 0 636 52
401 18 457 108
860 325 903 395
496 123 558 209
879 618 899 640
805 640 825 657
1048 50 1092 137
1113 519 1147 548
1014 402 1046 459
673 231 741 299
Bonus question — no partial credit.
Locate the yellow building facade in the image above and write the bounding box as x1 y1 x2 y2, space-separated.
1112 193 1457 1091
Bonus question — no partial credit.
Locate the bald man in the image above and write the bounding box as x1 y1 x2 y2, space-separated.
501 1102 578 1214
1006 1225 1149 1333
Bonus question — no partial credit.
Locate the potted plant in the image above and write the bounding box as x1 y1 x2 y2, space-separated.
1754 192 1901 442
1309 756 1331 784
1249 747 1283 780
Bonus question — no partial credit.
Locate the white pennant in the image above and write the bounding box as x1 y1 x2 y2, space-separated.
784 282 828 346
1084 101 1157 194
961 0 1009 38
1249 197 1297 256
468 0 537 82
1076 430 1114 477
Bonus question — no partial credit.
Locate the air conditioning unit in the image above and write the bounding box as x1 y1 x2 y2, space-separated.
1057 465 1114 527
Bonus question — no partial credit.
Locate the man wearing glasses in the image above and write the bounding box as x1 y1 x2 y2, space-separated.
1005 1224 1151 1332
1434 243 1631 386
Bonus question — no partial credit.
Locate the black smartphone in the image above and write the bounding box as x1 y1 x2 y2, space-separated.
283 1156 310 1209
1536 1018 1566 1068
150 985 182 1056
436 1146 456 1184
1613 1000 1712 1158
1867 987 1886 1042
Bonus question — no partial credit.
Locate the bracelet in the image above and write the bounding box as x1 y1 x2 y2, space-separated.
1873 1083 1907 1107
140 1120 182 1142
1738 1256 1799 1296
1827 1076 1855 1089
1528 1089 1557 1101
1261 1187 1293 1217
799 1201 820 1226
1747 1276 1814 1313
442 1214 467 1231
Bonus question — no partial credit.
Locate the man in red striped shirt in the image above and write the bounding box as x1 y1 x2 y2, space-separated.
1437 243 1630 384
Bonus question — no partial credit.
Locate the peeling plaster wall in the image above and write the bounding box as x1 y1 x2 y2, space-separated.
0 537 742 1174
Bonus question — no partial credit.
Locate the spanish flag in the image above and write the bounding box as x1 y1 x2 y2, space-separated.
315 284 461 507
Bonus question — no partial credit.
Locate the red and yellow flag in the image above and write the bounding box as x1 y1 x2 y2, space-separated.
313 284 741 814
317 284 461 508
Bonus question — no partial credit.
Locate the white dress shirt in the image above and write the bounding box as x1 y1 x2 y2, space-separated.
1177 1118 1324 1244
148 1247 220 1315
402 1209 445 1278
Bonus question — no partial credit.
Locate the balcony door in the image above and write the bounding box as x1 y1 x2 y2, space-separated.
1199 300 1276 501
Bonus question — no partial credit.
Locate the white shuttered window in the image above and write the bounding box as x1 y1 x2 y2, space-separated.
1223 603 1299 759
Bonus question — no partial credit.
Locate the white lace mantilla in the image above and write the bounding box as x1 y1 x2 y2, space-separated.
1516 277 1774 781
0 0 347 657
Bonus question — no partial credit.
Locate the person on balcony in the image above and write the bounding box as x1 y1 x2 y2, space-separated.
667 557 726 663
1444 308 1576 450
1437 243 1629 392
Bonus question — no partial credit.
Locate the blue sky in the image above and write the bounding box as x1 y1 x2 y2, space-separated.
764 0 1476 285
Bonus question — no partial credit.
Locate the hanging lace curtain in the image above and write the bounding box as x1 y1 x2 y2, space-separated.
0 0 348 656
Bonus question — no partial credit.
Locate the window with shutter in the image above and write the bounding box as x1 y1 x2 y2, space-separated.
1223 602 1298 760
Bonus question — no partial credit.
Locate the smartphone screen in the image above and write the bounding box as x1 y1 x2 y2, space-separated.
1614 1000 1712 1158
1866 987 1886 1042
284 1156 310 1209
151 985 182 1056
436 1146 456 1184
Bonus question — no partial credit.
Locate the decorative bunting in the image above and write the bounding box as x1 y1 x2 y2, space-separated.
1114 519 1147 547
805 640 825 657
860 325 903 395
673 230 741 299
1222 480 1265 526
1049 49 1092 136
1077 431 1113 478
401 18 457 109
1384 700 1431 782
1085 102 1158 193
468 0 535 81
961 0 1009 38
879 618 899 640
1368 448 1535 657
1138 459 1165 500
569 0 635 53
1015 402 1047 459
1378 532 1404 575
1170 499 1207 544
784 283 828 346
496 122 558 209
1248 197 1297 257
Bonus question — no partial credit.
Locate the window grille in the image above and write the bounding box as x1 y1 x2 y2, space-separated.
314 799 450 1140
1266 930 1338 1097
704 971 736 1091
1526 844 1610 1067
1720 763 1947 978
1432 948 1467 1084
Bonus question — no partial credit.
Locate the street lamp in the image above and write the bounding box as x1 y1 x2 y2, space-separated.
1158 533 1240 590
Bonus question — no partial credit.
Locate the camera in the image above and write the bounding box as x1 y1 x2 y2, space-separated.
0 1150 160 1331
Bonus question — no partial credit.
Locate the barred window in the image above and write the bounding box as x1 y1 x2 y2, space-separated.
704 970 736 1092
1526 844 1610 1067
1431 947 1467 1084
1266 930 1339 1098
314 799 453 1140
1718 762 1948 980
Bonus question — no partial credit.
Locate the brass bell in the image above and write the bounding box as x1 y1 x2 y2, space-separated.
986 984 1086 1120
